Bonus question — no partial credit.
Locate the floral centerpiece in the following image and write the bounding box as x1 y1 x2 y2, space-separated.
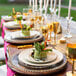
16 14 33 36
22 24 33 36
32 42 52 60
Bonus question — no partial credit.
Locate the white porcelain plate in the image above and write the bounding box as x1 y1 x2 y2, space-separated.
5 31 40 39
26 51 57 64
18 48 63 68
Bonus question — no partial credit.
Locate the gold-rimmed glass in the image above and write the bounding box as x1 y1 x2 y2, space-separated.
66 39 76 76
53 22 59 45
41 26 49 46
23 8 30 21
47 23 53 42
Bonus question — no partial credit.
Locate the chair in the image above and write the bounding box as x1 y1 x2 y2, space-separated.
0 64 7 76
0 36 4 45
0 47 5 61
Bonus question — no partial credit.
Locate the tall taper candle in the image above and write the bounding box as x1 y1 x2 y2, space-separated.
35 0 37 10
68 0 72 19
50 0 53 8
29 0 32 6
47 0 49 8
33 0 35 10
58 0 61 18
44 0 46 8
40 0 42 14
54 0 57 10
45 0 49 15
40 0 42 10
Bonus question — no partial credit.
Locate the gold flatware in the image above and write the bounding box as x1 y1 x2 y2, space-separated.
17 45 33 49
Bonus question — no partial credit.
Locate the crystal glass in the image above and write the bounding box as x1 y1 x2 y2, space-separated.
41 26 49 44
47 21 53 43
49 8 58 22
64 17 72 38
49 8 58 41
33 8 43 30
23 8 30 21
66 39 76 76
53 22 59 45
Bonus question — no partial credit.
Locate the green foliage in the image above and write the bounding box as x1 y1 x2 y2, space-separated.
60 8 76 21
34 42 42 53
0 4 28 20
41 42 45 50
44 49 52 52
0 0 8 4
23 24 31 31
0 4 76 21
17 16 22 20
62 0 76 7
34 42 52 53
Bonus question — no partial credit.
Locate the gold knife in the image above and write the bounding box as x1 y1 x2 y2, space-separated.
17 45 33 49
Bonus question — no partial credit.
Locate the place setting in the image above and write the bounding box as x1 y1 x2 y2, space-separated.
4 30 43 44
7 42 67 75
0 0 76 76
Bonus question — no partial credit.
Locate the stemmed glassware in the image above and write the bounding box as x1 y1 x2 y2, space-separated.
23 8 29 21
66 39 76 76
64 17 72 38
49 7 58 22
53 22 59 45
47 21 53 43
49 7 59 45
41 25 49 46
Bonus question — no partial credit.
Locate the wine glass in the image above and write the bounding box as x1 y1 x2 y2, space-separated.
66 39 76 76
41 26 49 46
49 8 58 22
47 22 53 43
23 8 30 21
64 17 72 38
37 15 44 29
53 22 59 45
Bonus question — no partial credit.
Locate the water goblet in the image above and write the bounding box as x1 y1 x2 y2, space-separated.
66 39 76 76
64 17 72 38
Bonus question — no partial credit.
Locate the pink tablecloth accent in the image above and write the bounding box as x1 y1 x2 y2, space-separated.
4 41 15 76
1 19 5 38
1 19 16 76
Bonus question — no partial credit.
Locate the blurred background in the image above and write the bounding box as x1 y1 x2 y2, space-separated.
0 0 76 21
0 0 76 35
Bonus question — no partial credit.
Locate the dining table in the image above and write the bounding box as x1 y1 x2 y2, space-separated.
1 15 76 76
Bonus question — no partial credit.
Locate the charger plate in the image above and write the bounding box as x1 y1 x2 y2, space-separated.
3 20 31 29
8 49 67 75
10 31 40 39
2 16 14 22
3 21 20 29
18 49 63 69
4 31 43 44
18 48 57 64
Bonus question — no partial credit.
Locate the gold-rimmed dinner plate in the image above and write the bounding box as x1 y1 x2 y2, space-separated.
10 31 40 39
18 48 57 64
2 16 14 21
18 48 63 69
7 49 67 75
4 31 43 44
3 20 31 29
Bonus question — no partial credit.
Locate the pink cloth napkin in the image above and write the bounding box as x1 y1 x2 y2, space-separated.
1 19 16 76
